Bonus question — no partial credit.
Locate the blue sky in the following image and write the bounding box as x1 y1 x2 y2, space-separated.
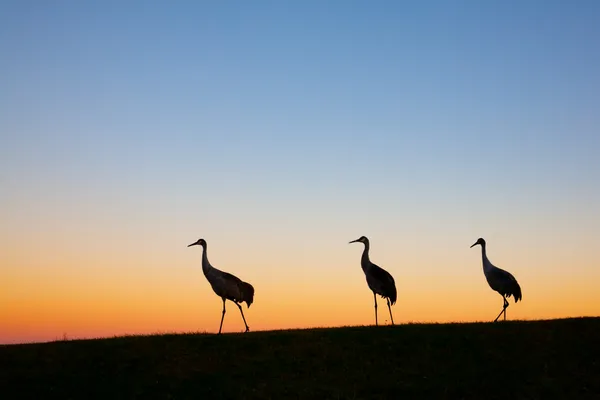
2 1 599 232
1 1 600 331
3 1 598 185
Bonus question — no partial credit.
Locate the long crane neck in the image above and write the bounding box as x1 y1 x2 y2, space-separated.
479 243 492 270
200 244 213 274
361 242 371 270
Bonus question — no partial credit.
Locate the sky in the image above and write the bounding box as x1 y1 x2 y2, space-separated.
1 1 599 344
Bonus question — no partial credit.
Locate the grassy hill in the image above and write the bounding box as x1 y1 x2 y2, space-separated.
1 317 599 399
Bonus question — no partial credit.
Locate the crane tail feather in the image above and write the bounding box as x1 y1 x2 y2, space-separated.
240 281 254 308
513 281 522 303
389 286 397 305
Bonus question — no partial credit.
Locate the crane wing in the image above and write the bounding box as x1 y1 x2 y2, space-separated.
212 269 254 307
489 267 522 302
367 264 397 305
221 270 243 285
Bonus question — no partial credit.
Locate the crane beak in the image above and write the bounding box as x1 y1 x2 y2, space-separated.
349 239 360 244
188 242 198 247
470 242 477 248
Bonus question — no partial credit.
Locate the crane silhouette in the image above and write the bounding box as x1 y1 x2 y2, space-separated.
349 236 397 326
188 238 254 334
471 238 522 322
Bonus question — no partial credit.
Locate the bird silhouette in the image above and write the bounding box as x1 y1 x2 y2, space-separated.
349 236 397 326
188 238 254 333
471 238 522 322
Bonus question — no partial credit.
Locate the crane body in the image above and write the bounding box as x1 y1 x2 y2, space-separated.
471 238 522 322
188 238 254 333
350 236 397 326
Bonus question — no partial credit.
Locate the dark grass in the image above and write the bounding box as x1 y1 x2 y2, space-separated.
1 318 599 399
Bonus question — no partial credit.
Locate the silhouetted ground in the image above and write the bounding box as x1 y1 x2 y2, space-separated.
1 317 599 399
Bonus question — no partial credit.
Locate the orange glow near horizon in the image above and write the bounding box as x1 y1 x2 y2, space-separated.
2 231 600 344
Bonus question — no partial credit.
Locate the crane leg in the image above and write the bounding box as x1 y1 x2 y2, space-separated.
493 308 503 323
218 298 226 334
493 296 509 322
234 302 250 332
386 298 395 325
373 291 378 326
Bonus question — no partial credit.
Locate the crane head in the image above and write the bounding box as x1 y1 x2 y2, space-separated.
188 238 207 248
470 238 486 248
349 236 369 244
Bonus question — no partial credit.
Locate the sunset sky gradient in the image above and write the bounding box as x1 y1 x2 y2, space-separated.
1 1 600 344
